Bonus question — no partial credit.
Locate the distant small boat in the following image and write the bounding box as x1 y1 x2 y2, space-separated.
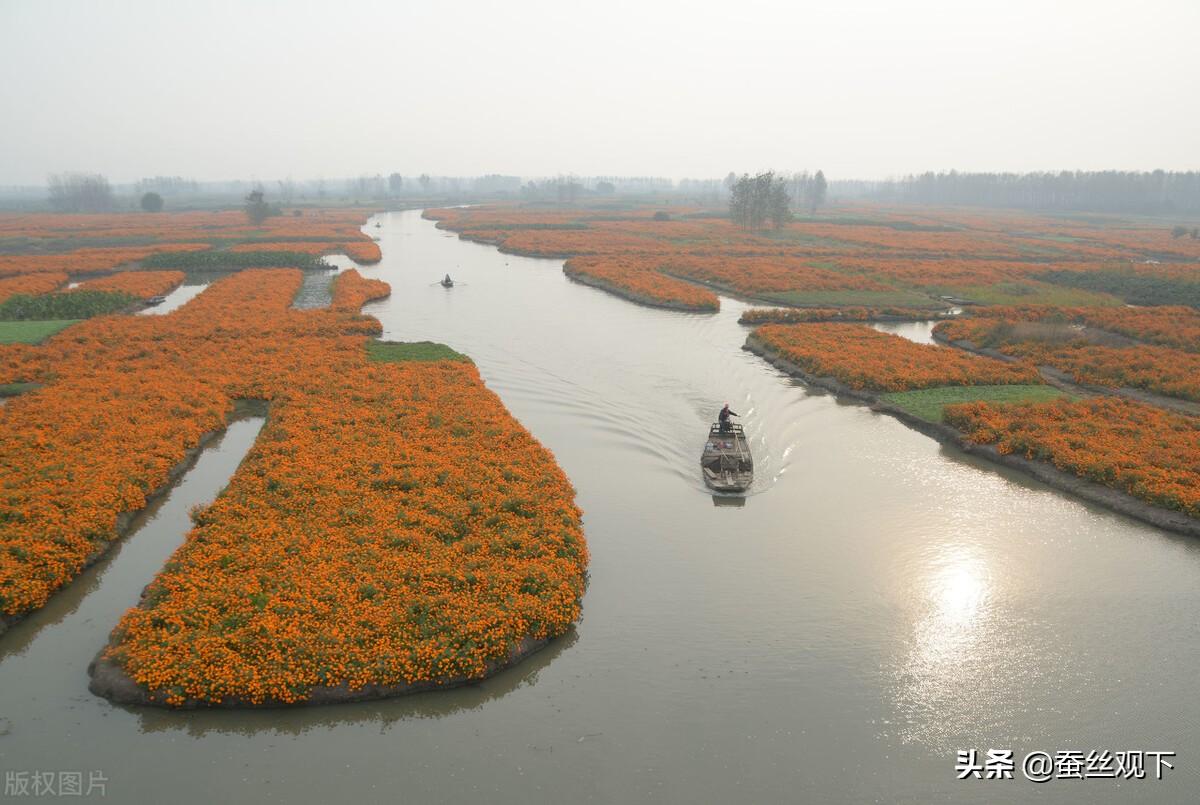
701 423 753 493
440 275 454 288
145 295 167 306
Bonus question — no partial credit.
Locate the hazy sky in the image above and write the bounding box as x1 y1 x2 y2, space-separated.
2 0 1197 184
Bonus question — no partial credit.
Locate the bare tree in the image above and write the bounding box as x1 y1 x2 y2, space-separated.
47 172 115 212
277 178 296 204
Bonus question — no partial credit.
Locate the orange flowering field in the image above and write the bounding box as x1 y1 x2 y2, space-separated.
0 244 210 278
74 270 185 299
0 209 379 248
425 204 1200 310
935 314 1200 402
0 208 382 279
0 272 68 303
228 237 381 264
946 397 1200 517
0 211 586 705
564 257 719 310
751 323 1041 392
964 304 1200 352
425 204 1200 527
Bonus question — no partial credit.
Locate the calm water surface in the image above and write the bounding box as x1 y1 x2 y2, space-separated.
1 210 1197 804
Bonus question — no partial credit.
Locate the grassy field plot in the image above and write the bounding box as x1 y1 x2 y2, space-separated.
882 384 1068 422
0 319 79 344
366 340 472 363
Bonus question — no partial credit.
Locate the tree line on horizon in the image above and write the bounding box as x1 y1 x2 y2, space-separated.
835 170 1200 213
39 169 1200 217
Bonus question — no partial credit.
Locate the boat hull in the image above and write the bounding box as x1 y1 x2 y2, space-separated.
701 423 753 494
703 469 753 493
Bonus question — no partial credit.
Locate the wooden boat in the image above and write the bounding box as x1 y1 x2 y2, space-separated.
440 276 454 288
145 295 167 306
701 423 753 493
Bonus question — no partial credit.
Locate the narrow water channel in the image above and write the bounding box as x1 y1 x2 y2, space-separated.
290 255 354 310
872 320 938 344
137 283 207 316
1 211 1196 804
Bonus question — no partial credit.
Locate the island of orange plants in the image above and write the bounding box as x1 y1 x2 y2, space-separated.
0 207 382 279
564 257 719 311
0 266 586 704
748 322 1041 392
75 270 185 299
739 306 956 325
0 209 586 707
945 397 1200 518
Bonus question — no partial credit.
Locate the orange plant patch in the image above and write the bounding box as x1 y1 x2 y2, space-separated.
330 268 390 311
564 257 719 310
105 357 585 705
341 239 382 263
753 323 1041 392
0 272 68 303
0 210 375 244
0 244 210 278
0 264 586 705
946 397 1200 517
936 315 1200 401
964 304 1200 352
74 270 185 299
740 306 954 325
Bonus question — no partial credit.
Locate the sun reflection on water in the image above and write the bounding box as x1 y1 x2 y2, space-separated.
888 544 1014 751
911 549 994 687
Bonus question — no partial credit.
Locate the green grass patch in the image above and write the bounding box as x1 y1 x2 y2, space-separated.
762 288 942 308
366 340 472 363
1036 269 1200 308
143 250 330 270
760 231 857 249
0 381 39 397
0 320 79 344
882 384 1068 422
947 282 1122 307
0 235 161 254
0 290 136 321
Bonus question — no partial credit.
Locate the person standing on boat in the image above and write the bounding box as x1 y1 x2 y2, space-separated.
718 403 738 432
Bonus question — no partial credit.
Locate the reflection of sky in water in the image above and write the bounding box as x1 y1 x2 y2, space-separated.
871 320 937 344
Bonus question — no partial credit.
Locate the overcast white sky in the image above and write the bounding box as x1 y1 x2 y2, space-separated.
1 0 1197 184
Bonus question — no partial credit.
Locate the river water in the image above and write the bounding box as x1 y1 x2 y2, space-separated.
1 210 1197 804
